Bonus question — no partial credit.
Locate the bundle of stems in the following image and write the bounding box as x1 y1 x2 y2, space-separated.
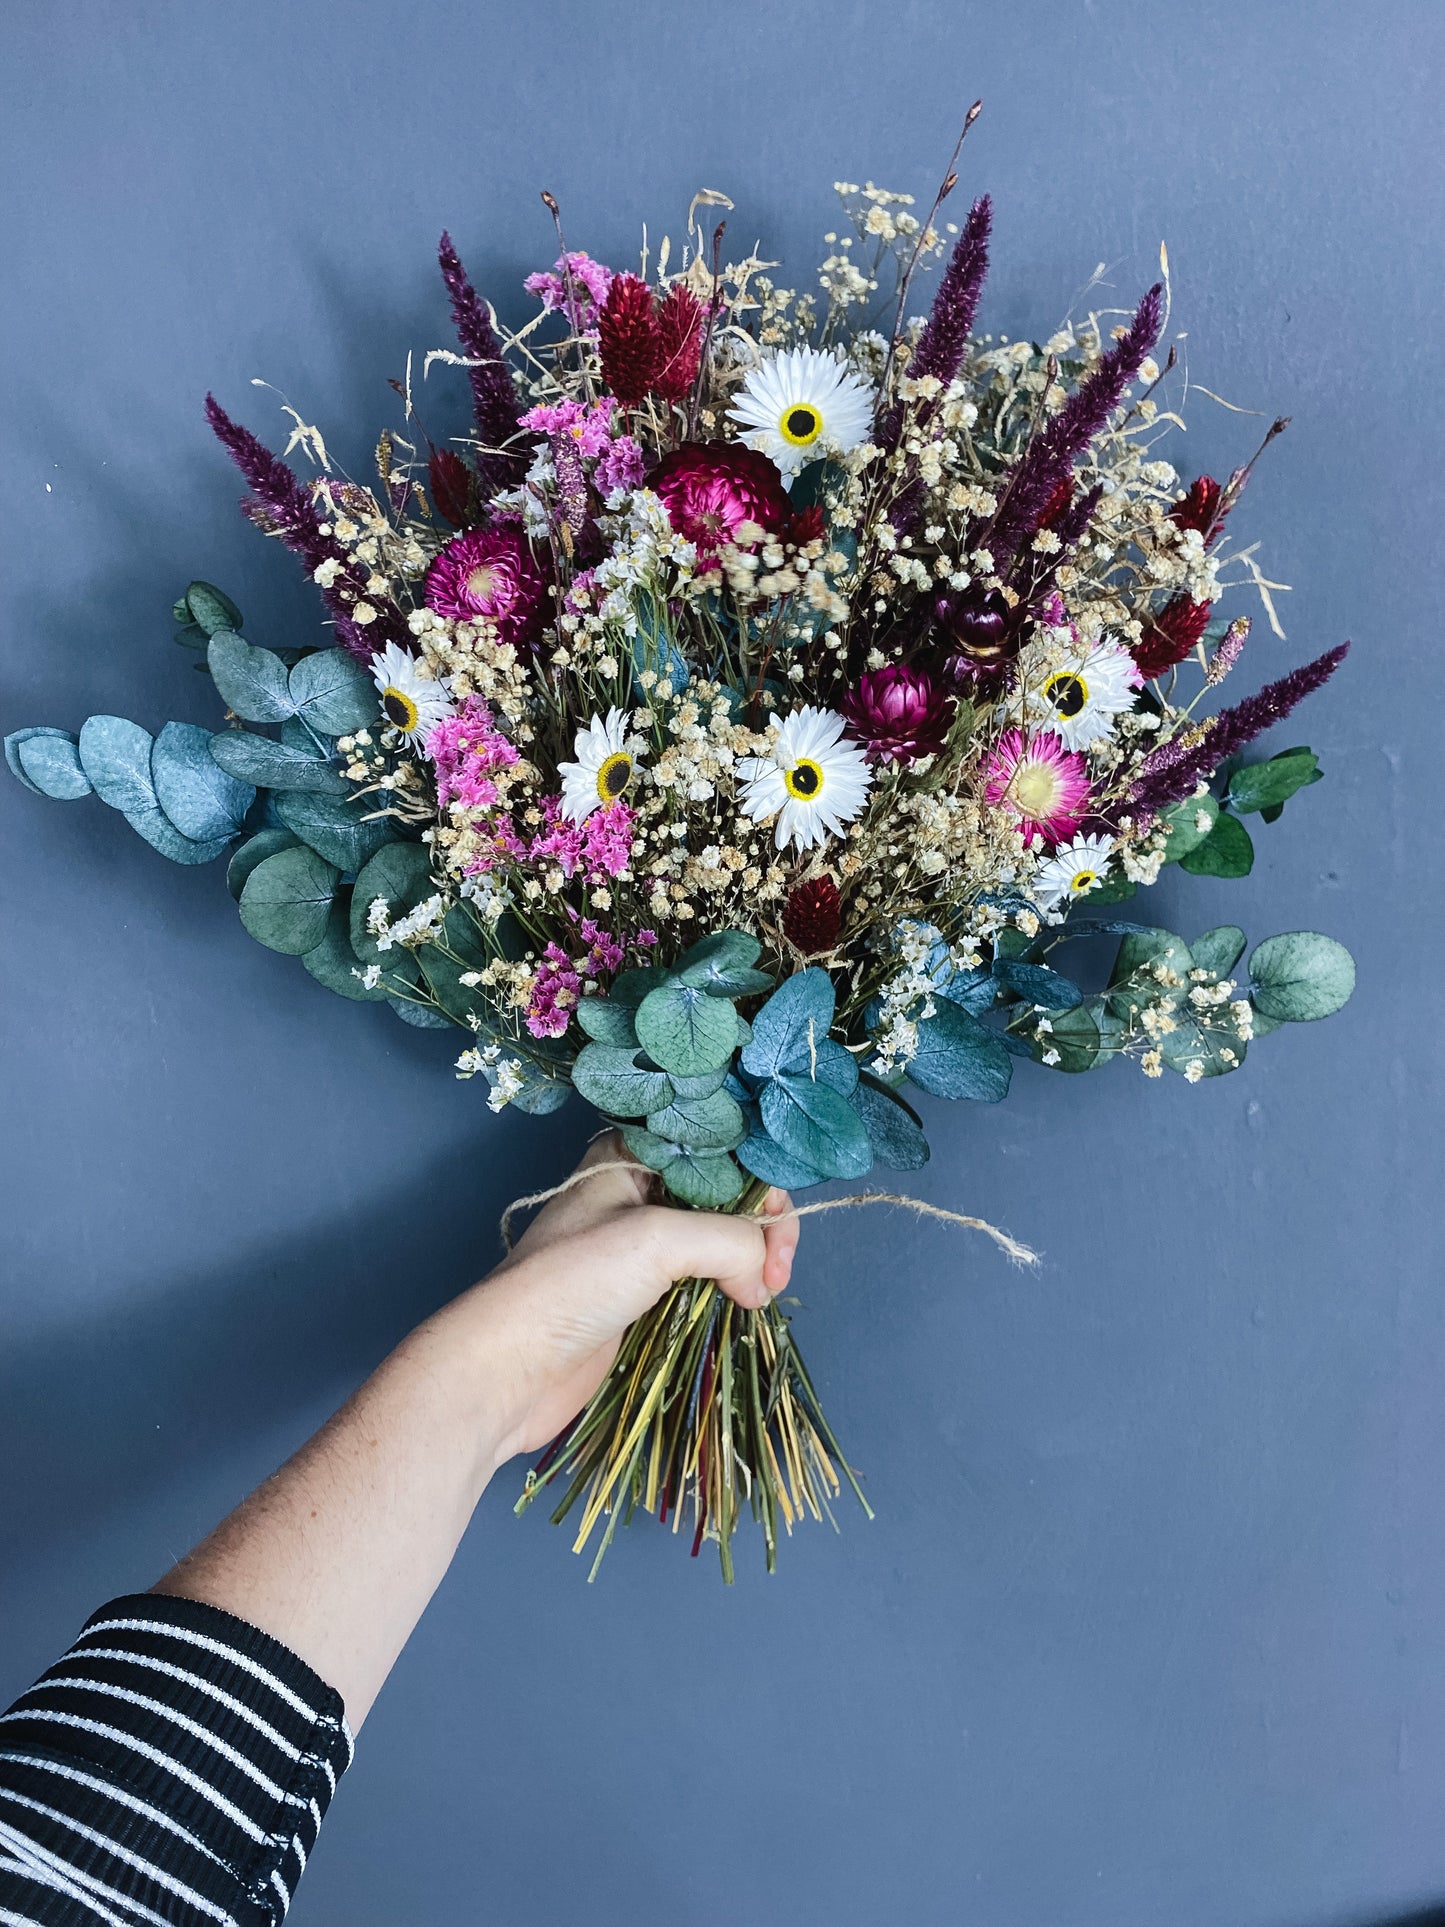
515 1181 871 1580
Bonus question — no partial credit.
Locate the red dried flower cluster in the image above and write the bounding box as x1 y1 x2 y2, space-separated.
782 876 842 956
1169 474 1225 543
598 275 704 409
1133 595 1213 680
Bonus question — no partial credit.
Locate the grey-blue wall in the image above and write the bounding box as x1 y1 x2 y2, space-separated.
2 4 1437 1923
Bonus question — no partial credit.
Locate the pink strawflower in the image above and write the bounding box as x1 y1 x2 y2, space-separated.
840 663 953 763
526 944 582 1039
424 526 548 650
523 251 614 319
581 799 635 879
427 697 519 811
983 729 1090 847
647 442 793 567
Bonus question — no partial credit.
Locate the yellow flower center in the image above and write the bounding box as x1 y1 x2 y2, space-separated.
1044 671 1088 719
1069 867 1099 894
784 758 824 799
779 403 823 448
381 687 420 732
465 564 498 600
1010 762 1063 817
595 751 633 802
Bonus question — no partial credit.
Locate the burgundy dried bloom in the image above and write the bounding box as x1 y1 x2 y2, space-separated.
841 664 953 763
652 285 705 403
933 585 1020 693
646 442 792 566
1169 475 1225 543
1133 596 1212 680
428 446 474 529
424 525 548 650
783 876 842 955
599 274 660 408
787 503 826 548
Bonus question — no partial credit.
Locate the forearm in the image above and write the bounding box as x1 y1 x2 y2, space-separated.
153 1280 514 1730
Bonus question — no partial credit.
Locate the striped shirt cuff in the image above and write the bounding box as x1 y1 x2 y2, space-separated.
0 1592 354 1926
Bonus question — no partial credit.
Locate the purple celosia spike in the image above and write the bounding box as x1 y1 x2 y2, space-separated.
437 232 526 492
910 196 993 390
989 285 1164 567
1129 642 1348 819
205 394 406 660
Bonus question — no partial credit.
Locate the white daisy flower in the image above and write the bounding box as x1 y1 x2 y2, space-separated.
370 642 453 747
558 707 642 823
1030 638 1141 750
727 347 875 478
1031 833 1116 913
737 705 872 851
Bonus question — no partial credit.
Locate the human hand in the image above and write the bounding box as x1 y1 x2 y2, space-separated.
454 1134 799 1467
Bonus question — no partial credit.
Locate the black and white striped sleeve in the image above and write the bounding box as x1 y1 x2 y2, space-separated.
0 1592 354 1926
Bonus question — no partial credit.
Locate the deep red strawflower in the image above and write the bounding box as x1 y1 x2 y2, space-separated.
783 876 842 955
428 446 474 529
652 285 705 403
598 274 660 409
841 663 954 763
647 442 792 566
1169 475 1225 544
424 525 548 650
1133 595 1213 680
787 503 826 548
933 585 1019 692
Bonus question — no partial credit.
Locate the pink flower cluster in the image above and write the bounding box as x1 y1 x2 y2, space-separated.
528 795 635 882
427 698 519 811
519 398 645 500
523 251 614 319
524 916 645 1038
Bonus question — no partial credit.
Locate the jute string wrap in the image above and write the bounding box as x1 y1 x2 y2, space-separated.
499 1159 1039 1267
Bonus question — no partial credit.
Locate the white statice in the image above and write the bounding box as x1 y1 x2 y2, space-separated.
370 892 446 951
558 707 641 823
455 1041 528 1112
369 642 453 747
737 705 872 851
728 347 875 477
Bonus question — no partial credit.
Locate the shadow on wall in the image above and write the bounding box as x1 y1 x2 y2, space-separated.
0 1114 583 1560
1334 1909 1445 1927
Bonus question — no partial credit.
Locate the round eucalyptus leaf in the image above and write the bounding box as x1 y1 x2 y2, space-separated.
1179 810 1254 879
741 967 837 1080
572 1043 673 1118
207 631 295 723
386 995 455 1029
239 845 340 954
14 731 91 800
349 840 435 964
288 649 379 735
184 581 244 637
302 897 390 1001
227 828 301 900
848 1082 929 1169
1249 932 1355 1023
674 929 774 997
736 1133 826 1192
151 721 254 840
634 980 740 1076
1107 930 1194 1016
209 729 348 795
1158 1011 1248 1078
7 726 85 797
78 715 158 813
1190 925 1247 979
1159 793 1219 861
905 1001 1012 1103
644 1089 747 1151
575 997 642 1046
619 1126 684 1173
759 1073 873 1180
273 789 392 874
659 1148 746 1210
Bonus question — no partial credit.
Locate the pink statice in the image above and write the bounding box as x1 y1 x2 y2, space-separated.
529 796 586 877
581 800 635 879
520 398 615 458
459 818 526 878
983 729 1090 847
635 929 657 949
523 252 614 320
525 944 582 1039
594 434 646 497
576 916 624 976
426 697 519 810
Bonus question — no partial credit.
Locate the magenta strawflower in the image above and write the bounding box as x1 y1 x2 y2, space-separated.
983 729 1090 846
841 664 953 763
424 526 547 649
647 442 792 566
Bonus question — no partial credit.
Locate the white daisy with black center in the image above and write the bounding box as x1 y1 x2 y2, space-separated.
559 707 642 824
1029 637 1140 751
727 347 875 478
1031 832 1116 913
737 705 872 851
370 642 454 747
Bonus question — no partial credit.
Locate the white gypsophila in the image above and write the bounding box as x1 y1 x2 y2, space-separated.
1031 834 1116 916
558 707 641 824
736 705 872 852
1024 636 1141 751
460 873 510 922
727 347 875 478
370 642 454 747
594 491 697 632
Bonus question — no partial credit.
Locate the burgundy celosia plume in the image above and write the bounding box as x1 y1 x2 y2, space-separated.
1133 596 1213 680
1169 475 1225 543
841 664 953 762
908 195 993 392
783 876 842 955
651 285 705 402
437 232 526 492
205 393 406 659
599 275 660 409
1129 643 1350 819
